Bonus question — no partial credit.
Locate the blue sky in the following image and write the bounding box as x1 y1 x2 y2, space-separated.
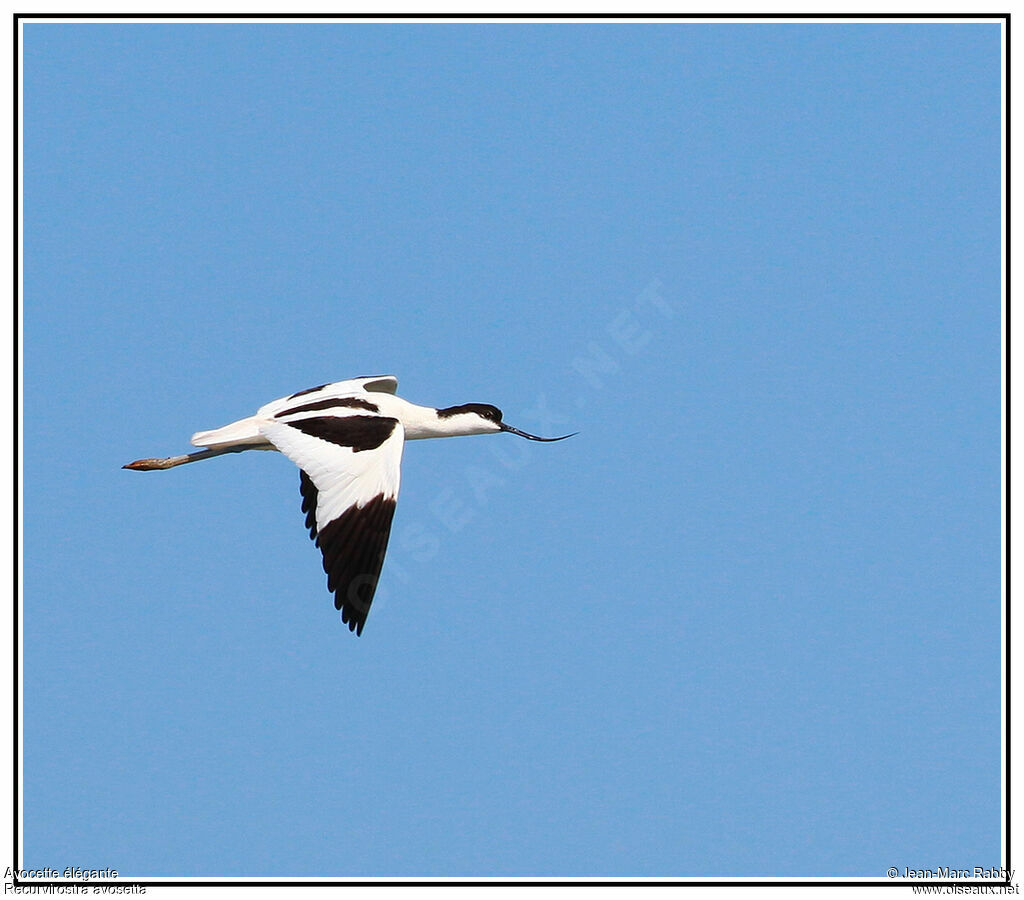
21 22 1001 878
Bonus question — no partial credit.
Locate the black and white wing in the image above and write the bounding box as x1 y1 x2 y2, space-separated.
257 375 398 419
259 408 404 636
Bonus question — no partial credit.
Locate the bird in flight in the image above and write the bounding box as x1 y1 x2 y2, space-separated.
124 376 574 635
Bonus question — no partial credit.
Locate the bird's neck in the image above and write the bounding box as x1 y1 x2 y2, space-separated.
377 397 475 440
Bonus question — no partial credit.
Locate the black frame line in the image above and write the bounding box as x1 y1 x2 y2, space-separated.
11 11 1010 889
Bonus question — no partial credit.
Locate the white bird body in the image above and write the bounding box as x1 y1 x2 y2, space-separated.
125 375 573 636
191 377 501 449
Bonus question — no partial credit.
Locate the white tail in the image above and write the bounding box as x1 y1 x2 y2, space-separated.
190 415 269 449
125 415 274 472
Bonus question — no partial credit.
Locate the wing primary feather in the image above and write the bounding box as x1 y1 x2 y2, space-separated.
298 471 318 539
318 507 365 594
339 499 386 626
316 494 397 635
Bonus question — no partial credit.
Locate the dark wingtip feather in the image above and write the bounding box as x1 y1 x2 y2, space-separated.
298 470 319 540
311 493 397 638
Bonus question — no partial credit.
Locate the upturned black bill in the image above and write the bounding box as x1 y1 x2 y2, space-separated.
500 424 578 442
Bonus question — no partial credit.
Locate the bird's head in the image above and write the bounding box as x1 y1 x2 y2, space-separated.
437 403 576 441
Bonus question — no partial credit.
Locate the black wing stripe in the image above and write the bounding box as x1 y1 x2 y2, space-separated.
287 415 396 453
312 493 397 636
275 397 380 418
287 382 329 400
